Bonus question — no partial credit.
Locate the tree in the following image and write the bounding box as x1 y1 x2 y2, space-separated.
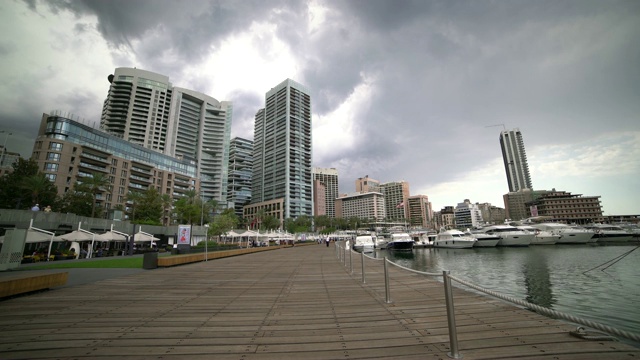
161 193 172 226
20 173 58 207
134 188 164 225
262 215 280 230
173 189 199 224
285 215 312 234
54 186 93 216
125 190 144 222
77 172 112 218
0 158 40 209
208 208 238 239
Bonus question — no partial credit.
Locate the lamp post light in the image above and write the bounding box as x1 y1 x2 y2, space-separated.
0 131 12 168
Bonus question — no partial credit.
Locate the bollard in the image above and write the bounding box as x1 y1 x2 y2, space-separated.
384 257 391 303
443 270 462 359
361 251 366 283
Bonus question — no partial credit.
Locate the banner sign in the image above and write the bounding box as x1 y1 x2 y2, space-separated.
178 225 191 245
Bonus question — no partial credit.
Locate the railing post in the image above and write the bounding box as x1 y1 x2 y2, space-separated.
443 270 462 359
349 247 353 273
361 251 366 283
384 257 392 303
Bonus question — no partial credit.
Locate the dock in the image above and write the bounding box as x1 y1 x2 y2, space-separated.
0 244 638 359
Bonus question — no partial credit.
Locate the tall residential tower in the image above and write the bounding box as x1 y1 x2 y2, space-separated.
246 79 312 226
100 67 232 204
499 128 532 192
312 167 339 218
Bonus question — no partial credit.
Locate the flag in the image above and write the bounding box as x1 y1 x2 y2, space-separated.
396 202 404 208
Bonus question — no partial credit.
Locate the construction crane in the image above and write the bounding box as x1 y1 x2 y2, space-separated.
485 124 506 131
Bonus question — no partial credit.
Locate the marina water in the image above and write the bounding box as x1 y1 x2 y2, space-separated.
376 244 640 336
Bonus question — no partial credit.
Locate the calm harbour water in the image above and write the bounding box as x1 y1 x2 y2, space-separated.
376 244 640 336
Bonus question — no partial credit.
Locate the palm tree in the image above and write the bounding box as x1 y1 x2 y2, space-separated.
20 173 58 207
125 190 144 222
161 194 172 226
77 172 112 218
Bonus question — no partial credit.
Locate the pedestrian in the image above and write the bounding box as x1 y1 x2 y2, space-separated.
44 205 52 213
325 237 330 247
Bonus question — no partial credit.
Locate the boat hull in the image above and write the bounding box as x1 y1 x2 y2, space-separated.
385 241 414 251
497 235 531 246
434 240 475 249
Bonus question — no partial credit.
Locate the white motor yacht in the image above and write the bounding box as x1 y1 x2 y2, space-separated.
466 231 500 247
587 224 634 243
434 229 476 249
479 225 532 246
516 225 559 245
352 235 375 252
384 233 414 251
531 223 593 244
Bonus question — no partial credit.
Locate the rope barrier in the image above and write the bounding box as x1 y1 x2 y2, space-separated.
449 274 640 343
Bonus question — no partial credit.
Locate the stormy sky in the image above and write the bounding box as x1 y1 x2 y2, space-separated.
1 0 639 214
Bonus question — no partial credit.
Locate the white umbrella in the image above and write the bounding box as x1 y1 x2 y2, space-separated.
134 231 159 243
54 230 94 242
95 231 128 242
0 229 53 244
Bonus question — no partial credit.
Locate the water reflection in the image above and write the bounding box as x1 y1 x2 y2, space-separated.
522 248 555 308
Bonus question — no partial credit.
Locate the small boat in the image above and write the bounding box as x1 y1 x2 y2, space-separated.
467 230 499 247
352 235 375 252
412 232 435 248
434 229 476 249
384 233 414 251
516 225 559 245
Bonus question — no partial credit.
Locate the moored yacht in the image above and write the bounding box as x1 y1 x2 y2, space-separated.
479 225 532 246
352 235 375 252
531 223 593 244
516 225 559 245
587 224 634 243
434 229 476 249
384 233 414 251
466 230 500 247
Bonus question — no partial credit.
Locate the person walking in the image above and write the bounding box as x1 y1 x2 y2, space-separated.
31 204 40 211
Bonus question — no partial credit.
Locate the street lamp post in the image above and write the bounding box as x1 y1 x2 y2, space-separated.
201 193 207 261
0 131 12 168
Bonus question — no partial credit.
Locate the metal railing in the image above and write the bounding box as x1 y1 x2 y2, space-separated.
335 241 640 359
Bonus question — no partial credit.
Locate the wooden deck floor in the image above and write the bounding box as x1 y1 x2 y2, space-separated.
0 244 638 359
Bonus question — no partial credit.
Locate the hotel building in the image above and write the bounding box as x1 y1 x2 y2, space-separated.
245 79 312 228
525 189 603 224
381 181 410 221
33 112 198 223
335 192 385 222
406 195 433 228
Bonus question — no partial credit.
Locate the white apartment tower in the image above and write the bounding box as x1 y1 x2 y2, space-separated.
100 68 232 204
312 167 339 218
500 128 532 192
251 79 312 219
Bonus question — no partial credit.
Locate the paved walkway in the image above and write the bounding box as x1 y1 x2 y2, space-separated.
0 244 638 359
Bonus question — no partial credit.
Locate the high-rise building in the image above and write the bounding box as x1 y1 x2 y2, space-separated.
100 68 232 204
312 167 339 218
227 137 253 218
406 195 432 228
500 128 532 192
313 179 326 217
381 181 410 221
248 79 312 223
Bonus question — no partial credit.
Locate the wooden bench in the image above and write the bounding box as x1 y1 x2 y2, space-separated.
0 271 69 298
156 246 286 267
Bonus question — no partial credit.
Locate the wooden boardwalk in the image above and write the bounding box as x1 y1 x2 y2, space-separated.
0 244 638 359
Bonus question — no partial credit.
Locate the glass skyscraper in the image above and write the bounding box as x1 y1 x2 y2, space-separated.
500 128 532 192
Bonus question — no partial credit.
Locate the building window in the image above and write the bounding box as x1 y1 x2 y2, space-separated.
46 152 61 161
49 142 63 151
45 174 56 182
44 163 59 172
